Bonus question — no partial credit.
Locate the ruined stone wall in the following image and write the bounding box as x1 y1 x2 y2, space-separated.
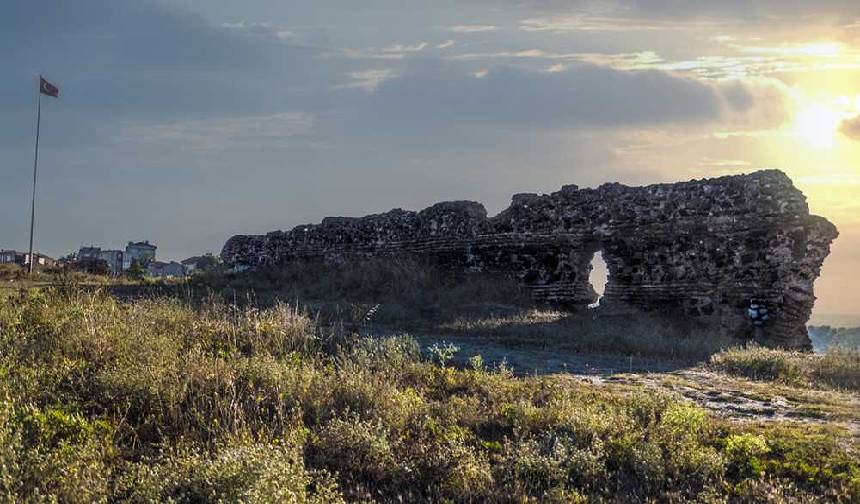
222 170 838 348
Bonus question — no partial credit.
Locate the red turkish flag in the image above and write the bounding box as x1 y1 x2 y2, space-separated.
40 76 59 98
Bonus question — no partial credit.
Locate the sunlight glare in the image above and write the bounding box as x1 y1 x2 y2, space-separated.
792 103 842 149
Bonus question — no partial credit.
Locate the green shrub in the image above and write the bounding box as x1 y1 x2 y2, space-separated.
118 435 344 503
499 433 609 498
0 396 114 503
724 433 770 478
309 414 400 498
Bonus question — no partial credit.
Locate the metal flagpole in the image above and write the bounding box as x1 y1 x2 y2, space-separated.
28 76 42 275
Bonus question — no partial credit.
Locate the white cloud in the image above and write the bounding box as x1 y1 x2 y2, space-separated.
448 24 498 33
221 21 295 41
339 69 399 92
338 48 407 60
338 42 430 60
381 42 429 53
370 62 787 130
448 48 667 72
448 39 860 81
518 15 725 33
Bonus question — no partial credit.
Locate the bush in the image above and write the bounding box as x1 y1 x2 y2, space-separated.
118 435 344 503
0 394 114 503
309 414 399 495
724 433 770 478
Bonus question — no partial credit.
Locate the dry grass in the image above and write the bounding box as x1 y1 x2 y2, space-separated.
0 287 858 502
437 308 738 362
195 258 740 361
438 309 568 332
710 345 860 391
196 256 531 311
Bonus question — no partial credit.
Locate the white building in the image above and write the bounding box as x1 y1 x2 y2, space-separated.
123 241 157 270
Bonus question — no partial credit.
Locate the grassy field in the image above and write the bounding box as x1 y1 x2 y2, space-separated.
0 264 143 301
710 345 860 391
1 284 859 502
192 259 742 364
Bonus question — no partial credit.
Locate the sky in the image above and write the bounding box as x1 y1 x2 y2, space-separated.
2 0 860 320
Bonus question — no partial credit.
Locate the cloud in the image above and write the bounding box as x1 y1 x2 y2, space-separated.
369 61 787 129
116 113 316 151
509 1 860 35
338 42 432 60
507 0 860 22
449 48 665 69
339 69 400 92
518 15 725 33
450 40 860 81
0 0 336 121
624 0 860 20
447 24 499 33
381 42 429 53
221 21 296 41
841 115 860 140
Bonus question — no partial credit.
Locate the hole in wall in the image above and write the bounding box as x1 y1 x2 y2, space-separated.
588 251 608 309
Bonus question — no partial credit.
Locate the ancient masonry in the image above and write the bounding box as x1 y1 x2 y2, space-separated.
222 170 838 348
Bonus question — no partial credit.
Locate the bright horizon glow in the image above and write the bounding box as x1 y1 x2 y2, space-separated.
791 103 843 149
739 41 845 57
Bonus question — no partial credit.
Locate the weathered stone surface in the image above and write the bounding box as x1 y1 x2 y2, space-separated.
222 170 838 348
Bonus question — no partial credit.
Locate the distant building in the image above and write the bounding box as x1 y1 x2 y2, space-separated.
78 246 102 262
123 241 157 270
25 253 55 267
180 256 204 274
99 250 125 275
0 250 54 267
147 261 185 278
0 250 18 264
78 246 122 275
76 240 159 274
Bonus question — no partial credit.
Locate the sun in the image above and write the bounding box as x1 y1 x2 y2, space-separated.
791 103 844 149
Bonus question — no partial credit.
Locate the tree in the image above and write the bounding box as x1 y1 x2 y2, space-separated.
185 253 225 276
78 259 110 276
195 253 220 272
126 259 146 280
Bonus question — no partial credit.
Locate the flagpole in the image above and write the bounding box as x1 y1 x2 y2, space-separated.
28 77 42 275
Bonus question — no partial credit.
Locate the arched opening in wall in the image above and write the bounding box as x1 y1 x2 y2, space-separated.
588 251 608 309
